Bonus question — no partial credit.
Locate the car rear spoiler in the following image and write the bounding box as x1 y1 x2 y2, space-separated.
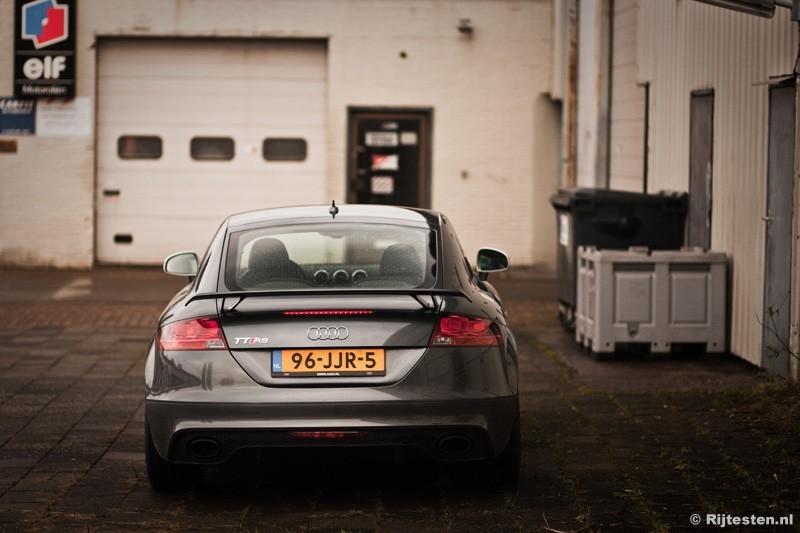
185 288 471 311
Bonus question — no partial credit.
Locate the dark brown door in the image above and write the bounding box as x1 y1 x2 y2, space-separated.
762 81 796 377
688 91 714 250
348 109 431 208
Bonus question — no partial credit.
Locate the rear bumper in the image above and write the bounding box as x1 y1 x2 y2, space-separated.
146 395 518 465
145 338 519 465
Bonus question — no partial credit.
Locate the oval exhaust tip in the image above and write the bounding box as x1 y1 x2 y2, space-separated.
188 438 222 459
438 435 472 456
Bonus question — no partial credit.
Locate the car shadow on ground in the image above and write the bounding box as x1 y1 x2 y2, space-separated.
192 447 513 494
147 450 532 532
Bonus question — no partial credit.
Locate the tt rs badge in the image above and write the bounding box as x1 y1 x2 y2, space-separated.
234 337 269 345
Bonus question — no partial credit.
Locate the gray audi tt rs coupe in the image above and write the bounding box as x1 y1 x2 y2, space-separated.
145 204 519 490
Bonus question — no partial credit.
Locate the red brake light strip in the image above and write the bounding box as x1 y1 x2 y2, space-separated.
283 310 374 316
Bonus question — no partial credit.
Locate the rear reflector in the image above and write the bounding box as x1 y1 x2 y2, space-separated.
283 310 374 316
157 317 227 351
430 314 502 347
289 431 367 439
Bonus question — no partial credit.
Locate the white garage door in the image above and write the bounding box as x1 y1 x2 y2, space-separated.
96 39 327 264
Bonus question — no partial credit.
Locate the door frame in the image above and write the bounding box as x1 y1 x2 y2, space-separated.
346 107 433 208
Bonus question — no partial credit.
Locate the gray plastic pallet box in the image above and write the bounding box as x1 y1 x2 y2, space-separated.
575 246 727 354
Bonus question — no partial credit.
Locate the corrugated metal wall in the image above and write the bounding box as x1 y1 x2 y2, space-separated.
609 0 645 192
636 0 797 365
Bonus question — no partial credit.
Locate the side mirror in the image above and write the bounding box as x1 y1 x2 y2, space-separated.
476 247 509 281
163 251 199 280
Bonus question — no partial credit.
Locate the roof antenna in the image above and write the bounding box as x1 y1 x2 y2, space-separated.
329 200 339 219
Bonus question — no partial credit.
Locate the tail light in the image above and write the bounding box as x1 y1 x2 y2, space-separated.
157 317 227 351
430 314 503 347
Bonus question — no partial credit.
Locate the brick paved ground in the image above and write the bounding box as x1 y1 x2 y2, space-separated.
0 268 798 531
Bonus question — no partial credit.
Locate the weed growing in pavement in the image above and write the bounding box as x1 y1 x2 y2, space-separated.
542 509 592 533
705 383 800 515
612 484 669 533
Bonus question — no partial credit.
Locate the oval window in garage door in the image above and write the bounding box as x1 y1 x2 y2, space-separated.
118 135 162 159
191 137 235 161
263 137 307 162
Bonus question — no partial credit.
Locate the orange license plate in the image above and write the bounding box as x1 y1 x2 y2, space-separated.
271 349 386 377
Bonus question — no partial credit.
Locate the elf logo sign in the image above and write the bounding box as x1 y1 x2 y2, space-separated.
22 0 69 49
14 0 76 98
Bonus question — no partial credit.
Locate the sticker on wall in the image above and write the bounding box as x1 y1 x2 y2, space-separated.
370 176 395 196
371 153 399 171
36 96 90 136
0 97 36 135
372 154 400 170
559 214 570 246
400 131 418 145
365 131 398 147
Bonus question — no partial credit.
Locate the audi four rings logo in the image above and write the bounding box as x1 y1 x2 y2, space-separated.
307 327 349 340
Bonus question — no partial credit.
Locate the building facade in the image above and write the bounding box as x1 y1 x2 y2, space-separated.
7 0 795 378
556 0 800 378
0 0 559 269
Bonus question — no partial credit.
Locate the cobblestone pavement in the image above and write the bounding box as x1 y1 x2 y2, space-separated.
0 268 798 532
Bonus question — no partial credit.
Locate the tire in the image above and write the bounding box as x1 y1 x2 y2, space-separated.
145 421 205 491
558 307 576 331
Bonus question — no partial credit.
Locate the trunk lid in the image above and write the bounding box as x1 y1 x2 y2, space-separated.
216 293 443 386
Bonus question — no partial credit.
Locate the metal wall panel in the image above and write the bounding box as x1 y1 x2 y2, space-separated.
636 0 797 365
609 0 646 192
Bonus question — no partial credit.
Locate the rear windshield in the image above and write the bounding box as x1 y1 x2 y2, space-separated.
224 223 437 291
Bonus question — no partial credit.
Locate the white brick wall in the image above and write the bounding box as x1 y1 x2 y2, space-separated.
0 0 556 268
0 136 94 267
